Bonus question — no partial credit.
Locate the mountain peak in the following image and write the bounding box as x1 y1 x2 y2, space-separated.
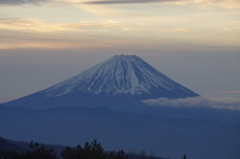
103 54 141 66
113 54 137 58
44 54 197 97
45 54 153 96
5 54 199 109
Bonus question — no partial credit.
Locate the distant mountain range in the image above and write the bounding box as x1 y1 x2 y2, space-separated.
0 103 240 159
0 136 65 155
5 55 198 109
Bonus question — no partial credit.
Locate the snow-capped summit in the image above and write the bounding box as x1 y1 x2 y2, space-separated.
45 54 196 97
5 55 199 109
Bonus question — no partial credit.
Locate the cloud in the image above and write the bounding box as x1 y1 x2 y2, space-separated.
0 16 148 50
2 0 238 9
81 0 240 8
83 0 177 5
168 28 188 32
0 28 111 50
210 97 240 110
194 0 240 8
0 16 145 33
0 0 51 5
142 96 240 110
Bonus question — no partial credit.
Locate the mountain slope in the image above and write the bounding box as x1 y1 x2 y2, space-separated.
5 55 198 109
0 137 26 153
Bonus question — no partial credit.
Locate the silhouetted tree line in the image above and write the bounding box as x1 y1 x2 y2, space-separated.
0 141 58 159
61 139 127 159
0 139 128 159
0 139 188 159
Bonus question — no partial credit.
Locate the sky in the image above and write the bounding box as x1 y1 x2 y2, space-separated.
0 0 240 105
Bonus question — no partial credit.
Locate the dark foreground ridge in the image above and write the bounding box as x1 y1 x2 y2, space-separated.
0 137 169 159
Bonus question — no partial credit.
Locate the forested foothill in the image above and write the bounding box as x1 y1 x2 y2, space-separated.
0 138 174 159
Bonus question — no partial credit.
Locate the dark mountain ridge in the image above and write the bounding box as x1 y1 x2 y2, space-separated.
0 106 239 159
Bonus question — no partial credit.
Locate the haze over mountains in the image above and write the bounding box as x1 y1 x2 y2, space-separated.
1 55 239 159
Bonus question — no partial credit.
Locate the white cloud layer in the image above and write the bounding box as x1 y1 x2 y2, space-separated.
142 96 240 110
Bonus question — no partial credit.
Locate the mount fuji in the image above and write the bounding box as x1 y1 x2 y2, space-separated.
2 55 240 159
5 55 199 109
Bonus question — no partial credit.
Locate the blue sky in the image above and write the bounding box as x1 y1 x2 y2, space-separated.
0 0 240 104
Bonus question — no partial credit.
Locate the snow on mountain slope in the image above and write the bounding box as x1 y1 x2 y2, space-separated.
5 55 199 109
44 55 197 97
